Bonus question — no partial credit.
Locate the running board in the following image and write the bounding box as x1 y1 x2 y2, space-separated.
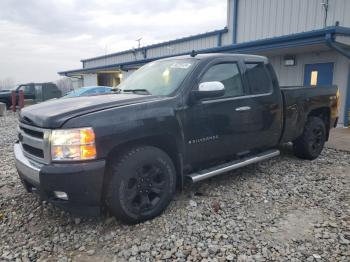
187 149 280 183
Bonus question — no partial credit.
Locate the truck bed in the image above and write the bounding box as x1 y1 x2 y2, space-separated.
280 85 338 143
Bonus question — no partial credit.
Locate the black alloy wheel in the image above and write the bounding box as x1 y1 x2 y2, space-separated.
309 125 325 154
106 146 176 224
293 116 327 160
123 164 168 215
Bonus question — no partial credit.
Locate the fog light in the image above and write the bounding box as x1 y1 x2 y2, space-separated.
54 191 68 200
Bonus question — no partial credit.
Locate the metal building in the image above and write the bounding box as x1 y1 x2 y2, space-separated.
59 0 350 126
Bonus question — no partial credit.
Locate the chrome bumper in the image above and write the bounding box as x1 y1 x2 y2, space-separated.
14 143 41 185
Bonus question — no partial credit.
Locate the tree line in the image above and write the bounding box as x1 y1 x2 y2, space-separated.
0 78 15 90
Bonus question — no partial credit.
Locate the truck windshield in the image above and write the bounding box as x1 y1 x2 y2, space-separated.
119 58 197 96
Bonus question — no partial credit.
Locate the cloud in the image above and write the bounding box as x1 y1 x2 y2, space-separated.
0 0 227 84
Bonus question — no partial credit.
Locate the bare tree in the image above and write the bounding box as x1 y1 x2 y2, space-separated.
0 77 15 90
56 77 74 95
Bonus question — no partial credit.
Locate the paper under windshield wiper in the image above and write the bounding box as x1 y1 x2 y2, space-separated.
122 89 151 95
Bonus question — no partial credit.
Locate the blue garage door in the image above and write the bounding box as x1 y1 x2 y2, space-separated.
304 63 334 86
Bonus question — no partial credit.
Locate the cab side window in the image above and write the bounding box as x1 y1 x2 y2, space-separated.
19 85 35 94
245 63 273 94
200 63 244 98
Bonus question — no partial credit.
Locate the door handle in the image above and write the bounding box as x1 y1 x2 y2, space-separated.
235 106 251 111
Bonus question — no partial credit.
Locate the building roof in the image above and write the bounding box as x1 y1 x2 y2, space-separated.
59 26 350 77
80 28 229 63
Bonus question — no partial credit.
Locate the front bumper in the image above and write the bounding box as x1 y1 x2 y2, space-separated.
14 143 106 216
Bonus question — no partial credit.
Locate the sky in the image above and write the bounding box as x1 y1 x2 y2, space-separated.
0 0 227 85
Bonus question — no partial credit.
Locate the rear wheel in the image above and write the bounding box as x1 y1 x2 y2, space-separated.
293 116 326 160
106 146 176 224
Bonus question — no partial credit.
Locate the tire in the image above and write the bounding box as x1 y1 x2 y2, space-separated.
106 146 176 224
293 116 327 160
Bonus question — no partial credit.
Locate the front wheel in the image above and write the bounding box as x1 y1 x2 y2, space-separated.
293 116 327 160
106 146 176 224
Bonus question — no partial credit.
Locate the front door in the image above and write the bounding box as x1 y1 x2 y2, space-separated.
18 85 36 100
183 60 249 167
304 63 334 86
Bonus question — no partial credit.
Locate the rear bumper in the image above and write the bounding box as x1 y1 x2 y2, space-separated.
14 143 106 216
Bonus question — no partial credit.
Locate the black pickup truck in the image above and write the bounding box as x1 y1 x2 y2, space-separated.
0 82 61 109
14 54 338 223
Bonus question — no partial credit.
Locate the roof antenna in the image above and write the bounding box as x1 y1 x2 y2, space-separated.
136 38 142 48
190 50 197 57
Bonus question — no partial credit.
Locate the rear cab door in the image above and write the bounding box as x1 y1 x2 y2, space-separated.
238 59 283 151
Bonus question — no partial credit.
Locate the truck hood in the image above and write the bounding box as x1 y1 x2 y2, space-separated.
19 94 165 128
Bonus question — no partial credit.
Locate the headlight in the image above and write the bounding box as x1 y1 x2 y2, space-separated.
51 127 96 161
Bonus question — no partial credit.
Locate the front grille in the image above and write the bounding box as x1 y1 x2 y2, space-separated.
18 123 51 164
22 144 44 158
21 127 43 139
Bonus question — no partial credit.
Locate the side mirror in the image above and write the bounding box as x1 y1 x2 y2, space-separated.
191 81 225 100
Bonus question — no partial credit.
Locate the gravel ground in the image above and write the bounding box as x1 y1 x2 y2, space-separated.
1 113 350 262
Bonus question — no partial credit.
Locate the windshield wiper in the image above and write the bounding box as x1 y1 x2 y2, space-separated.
111 88 122 93
122 89 151 95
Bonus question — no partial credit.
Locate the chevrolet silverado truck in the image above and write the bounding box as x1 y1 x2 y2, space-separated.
14 54 338 224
